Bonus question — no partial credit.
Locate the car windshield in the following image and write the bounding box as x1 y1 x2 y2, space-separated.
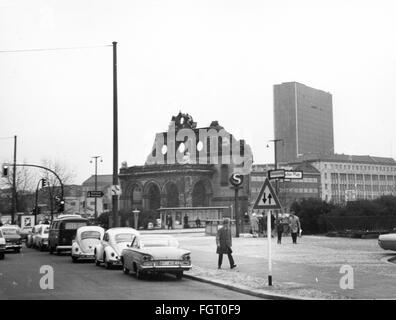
64 222 87 230
115 233 134 243
1 228 18 235
81 231 101 240
140 238 179 248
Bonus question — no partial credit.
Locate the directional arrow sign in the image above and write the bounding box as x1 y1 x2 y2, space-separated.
253 178 281 210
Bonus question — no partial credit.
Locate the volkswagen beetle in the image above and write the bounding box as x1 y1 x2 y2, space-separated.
71 226 105 262
94 227 139 269
121 234 192 280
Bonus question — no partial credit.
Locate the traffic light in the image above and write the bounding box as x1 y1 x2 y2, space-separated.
41 179 47 188
56 199 65 213
2 165 8 177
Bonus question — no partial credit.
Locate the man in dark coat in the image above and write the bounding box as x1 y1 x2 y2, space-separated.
216 218 236 269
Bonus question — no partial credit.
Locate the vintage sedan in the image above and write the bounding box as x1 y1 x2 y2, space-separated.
378 228 396 251
0 229 5 259
20 226 33 241
71 226 105 262
0 225 22 253
121 235 192 280
94 227 139 269
33 224 50 251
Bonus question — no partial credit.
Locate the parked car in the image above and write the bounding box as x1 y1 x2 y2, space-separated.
0 225 22 253
378 228 396 251
71 226 105 263
94 227 139 269
26 224 47 248
48 214 88 254
33 225 50 251
121 234 192 280
20 226 33 241
0 229 5 259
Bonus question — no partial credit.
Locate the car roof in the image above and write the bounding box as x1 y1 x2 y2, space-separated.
106 227 139 236
54 214 85 220
0 225 19 229
76 226 105 237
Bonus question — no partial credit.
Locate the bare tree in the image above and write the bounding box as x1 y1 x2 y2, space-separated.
0 162 36 213
39 159 76 217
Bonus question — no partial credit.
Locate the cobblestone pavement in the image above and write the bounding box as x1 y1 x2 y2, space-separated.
173 233 396 299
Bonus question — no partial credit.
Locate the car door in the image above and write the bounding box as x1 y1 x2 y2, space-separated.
123 236 137 269
99 232 109 261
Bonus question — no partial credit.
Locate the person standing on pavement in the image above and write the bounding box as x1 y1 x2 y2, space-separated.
250 213 259 237
166 214 173 230
289 210 301 244
275 215 284 244
216 218 236 269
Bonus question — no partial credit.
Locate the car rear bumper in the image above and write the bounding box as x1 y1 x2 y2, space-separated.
140 264 192 272
56 245 72 251
5 244 22 250
72 253 95 259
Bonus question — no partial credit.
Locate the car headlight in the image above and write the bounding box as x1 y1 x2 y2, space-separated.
75 247 79 252
182 254 191 261
111 252 115 257
142 255 153 261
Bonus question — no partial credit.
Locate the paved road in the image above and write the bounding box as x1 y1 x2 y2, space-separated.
0 246 261 300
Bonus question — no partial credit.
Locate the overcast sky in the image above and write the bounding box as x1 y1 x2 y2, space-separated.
1 0 395 185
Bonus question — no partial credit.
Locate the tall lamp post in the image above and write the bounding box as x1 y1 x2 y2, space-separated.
90 156 102 219
267 139 284 217
132 208 140 230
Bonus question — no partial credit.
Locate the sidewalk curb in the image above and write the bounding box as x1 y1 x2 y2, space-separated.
183 274 310 300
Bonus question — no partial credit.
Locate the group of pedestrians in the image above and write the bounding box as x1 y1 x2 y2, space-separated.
247 208 302 244
215 210 302 270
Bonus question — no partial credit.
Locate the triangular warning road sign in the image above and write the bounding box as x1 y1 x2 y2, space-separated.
253 177 282 209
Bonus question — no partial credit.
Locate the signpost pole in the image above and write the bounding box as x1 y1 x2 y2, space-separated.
267 209 272 286
234 187 240 238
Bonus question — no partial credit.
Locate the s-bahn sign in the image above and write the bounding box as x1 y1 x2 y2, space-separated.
229 173 244 187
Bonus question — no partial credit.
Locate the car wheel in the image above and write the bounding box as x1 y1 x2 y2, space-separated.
56 248 61 255
94 253 101 266
104 254 111 269
176 271 183 280
0 253 4 260
72 256 78 263
136 267 144 280
123 265 129 274
39 243 45 252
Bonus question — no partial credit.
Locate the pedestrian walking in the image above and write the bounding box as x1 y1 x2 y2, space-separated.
275 216 284 244
250 213 259 237
195 217 201 228
216 218 236 269
289 210 301 244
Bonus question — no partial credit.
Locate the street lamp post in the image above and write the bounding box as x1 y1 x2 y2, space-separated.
267 139 284 217
132 208 140 230
90 156 102 219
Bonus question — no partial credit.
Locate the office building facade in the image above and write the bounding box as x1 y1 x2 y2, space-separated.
274 82 334 163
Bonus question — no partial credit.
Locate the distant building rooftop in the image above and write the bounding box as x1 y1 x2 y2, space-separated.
287 153 396 166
